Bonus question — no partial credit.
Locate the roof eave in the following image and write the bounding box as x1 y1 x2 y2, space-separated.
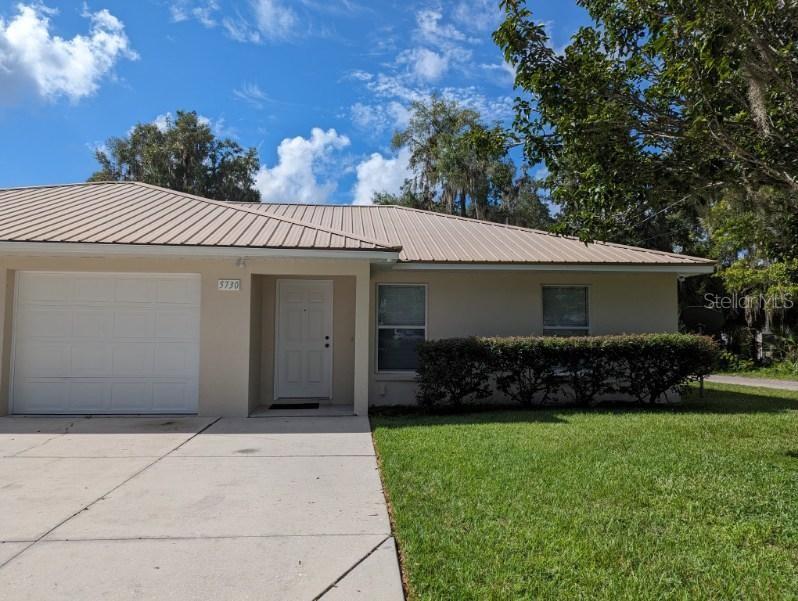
0 241 401 262
390 261 716 275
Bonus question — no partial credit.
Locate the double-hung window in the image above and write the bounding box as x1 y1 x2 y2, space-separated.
377 284 427 371
542 286 590 336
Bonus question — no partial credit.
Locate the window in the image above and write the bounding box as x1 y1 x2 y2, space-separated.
542 286 589 336
377 284 427 371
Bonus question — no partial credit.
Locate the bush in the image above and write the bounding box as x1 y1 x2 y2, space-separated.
416 334 720 408
621 334 719 402
416 338 493 407
489 337 558 405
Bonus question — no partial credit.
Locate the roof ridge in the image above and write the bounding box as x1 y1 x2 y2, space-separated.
118 182 400 251
0 180 128 192
388 205 712 264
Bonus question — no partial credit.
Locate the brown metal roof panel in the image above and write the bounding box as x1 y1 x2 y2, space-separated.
0 184 127 238
281 223 307 247
195 210 253 246
265 220 292 247
248 218 282 246
96 191 198 243
155 203 227 245
19 186 161 243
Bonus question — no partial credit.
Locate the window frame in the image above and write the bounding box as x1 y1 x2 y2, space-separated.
541 284 591 336
375 283 428 374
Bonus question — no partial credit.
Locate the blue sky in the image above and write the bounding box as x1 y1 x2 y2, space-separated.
0 0 588 204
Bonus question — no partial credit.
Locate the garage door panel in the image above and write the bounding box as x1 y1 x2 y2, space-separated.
157 278 201 304
15 381 69 411
13 272 200 414
15 343 69 378
74 310 113 338
156 310 199 339
113 311 156 338
73 276 116 303
17 308 73 338
67 381 110 411
114 278 157 303
20 274 72 303
153 381 194 411
70 343 112 377
110 382 154 412
111 343 156 376
154 343 197 377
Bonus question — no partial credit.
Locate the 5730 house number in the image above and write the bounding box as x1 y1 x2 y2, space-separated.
217 279 241 292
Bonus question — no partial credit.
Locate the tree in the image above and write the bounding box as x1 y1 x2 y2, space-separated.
382 97 552 227
493 0 798 250
89 111 260 202
391 97 480 213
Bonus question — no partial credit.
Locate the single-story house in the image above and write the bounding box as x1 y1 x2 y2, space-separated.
0 181 715 416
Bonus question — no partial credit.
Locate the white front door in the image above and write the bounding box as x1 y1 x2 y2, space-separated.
275 279 333 400
11 271 200 414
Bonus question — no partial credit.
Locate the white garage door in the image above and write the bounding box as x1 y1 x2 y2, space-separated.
11 272 200 414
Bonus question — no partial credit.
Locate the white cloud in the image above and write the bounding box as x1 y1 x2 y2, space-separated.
170 1 219 27
0 3 137 105
396 47 448 82
353 147 411 205
256 128 350 203
416 9 468 45
453 0 502 32
350 101 410 133
152 112 173 132
221 0 297 44
357 72 514 122
233 82 268 108
251 0 297 40
387 9 473 86
480 60 516 85
348 69 373 82
346 5 514 134
438 86 514 120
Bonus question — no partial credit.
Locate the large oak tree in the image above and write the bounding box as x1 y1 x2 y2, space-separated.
89 111 260 202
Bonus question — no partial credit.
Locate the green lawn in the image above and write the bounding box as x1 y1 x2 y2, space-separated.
371 384 798 600
719 361 798 381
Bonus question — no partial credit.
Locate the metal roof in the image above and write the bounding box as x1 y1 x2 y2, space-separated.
233 202 714 266
0 181 714 266
0 182 394 252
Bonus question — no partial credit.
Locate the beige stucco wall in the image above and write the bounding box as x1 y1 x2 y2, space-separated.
0 252 681 415
254 274 355 410
0 254 372 417
369 269 679 405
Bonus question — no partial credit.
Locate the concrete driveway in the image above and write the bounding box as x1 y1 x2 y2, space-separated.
0 416 403 600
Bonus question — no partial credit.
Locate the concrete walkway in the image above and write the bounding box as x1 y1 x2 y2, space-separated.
705 374 798 391
0 416 404 601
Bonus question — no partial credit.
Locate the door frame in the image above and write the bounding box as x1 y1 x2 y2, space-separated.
273 278 334 401
9 270 201 415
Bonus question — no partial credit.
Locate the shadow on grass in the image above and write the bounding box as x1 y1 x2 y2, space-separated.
370 384 798 428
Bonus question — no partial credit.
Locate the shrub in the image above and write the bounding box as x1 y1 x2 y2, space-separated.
621 334 719 402
415 333 720 408
488 337 558 405
416 337 493 407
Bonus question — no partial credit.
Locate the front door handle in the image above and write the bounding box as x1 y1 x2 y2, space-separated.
324 343 330 348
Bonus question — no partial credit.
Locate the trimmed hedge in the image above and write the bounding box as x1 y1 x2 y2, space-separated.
416 334 719 408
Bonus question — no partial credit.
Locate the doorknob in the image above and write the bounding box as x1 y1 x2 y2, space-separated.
324 343 330 348
324 335 330 340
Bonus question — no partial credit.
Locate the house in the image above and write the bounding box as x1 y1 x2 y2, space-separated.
0 181 714 416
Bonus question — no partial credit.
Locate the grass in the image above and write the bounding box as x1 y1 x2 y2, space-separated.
371 383 798 600
719 361 798 381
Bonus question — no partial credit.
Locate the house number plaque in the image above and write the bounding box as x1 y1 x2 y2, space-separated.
217 279 241 292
